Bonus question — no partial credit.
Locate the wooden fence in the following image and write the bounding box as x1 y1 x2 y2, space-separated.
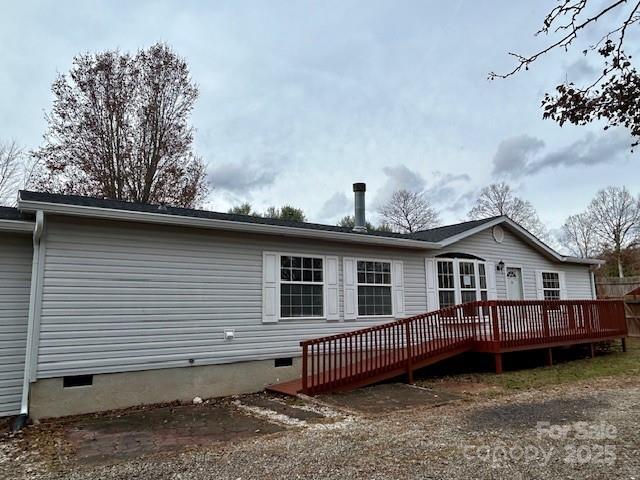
596 276 640 337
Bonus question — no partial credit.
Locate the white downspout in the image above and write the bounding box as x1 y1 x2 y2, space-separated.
589 266 598 299
16 210 44 427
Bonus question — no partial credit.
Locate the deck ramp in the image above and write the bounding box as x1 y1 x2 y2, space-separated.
267 300 628 396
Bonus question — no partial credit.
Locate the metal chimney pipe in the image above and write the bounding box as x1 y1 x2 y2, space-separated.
352 182 367 232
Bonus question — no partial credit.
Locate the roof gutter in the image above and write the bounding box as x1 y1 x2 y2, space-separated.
14 210 44 430
15 197 604 266
0 218 34 233
17 198 442 250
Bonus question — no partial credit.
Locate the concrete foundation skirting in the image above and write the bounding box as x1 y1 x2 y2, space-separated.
29 357 302 420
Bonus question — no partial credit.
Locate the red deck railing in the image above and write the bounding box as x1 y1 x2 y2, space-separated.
299 299 627 394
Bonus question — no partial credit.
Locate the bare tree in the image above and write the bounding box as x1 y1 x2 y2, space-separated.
378 190 440 233
491 0 640 145
0 141 38 206
0 141 22 205
587 186 640 277
467 183 549 239
33 43 207 208
560 212 600 258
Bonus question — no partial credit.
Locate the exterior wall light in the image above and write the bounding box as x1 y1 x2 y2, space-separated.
497 261 505 272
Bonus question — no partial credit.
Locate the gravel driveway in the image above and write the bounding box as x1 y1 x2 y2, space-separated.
2 376 639 480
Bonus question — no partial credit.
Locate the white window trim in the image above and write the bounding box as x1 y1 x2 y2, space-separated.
355 257 395 319
540 270 562 301
276 252 328 321
436 258 488 309
504 264 526 300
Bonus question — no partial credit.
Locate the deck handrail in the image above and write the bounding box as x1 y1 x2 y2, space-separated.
299 299 627 394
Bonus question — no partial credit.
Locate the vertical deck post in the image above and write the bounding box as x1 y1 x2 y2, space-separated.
542 303 550 338
545 348 553 367
301 343 309 393
491 302 500 343
585 304 593 336
405 320 414 384
622 337 627 353
589 343 595 358
568 305 576 331
494 353 503 374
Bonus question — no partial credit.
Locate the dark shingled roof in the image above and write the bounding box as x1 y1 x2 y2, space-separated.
408 217 501 242
18 190 499 244
0 206 34 222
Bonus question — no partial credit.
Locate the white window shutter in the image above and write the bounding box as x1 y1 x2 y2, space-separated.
558 271 568 299
425 258 438 311
486 262 498 300
535 270 544 300
392 260 405 318
262 252 279 323
325 256 340 320
343 257 357 320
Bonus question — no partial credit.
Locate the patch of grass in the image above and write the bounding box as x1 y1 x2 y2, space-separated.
420 338 639 393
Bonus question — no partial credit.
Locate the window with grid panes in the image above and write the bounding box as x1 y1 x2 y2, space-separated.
280 256 324 318
542 272 561 300
437 260 456 308
478 263 488 301
459 261 477 304
357 261 392 316
436 258 488 308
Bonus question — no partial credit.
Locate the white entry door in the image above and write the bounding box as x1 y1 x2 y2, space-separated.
506 267 524 300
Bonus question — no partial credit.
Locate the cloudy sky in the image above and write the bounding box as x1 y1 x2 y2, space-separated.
0 1 636 229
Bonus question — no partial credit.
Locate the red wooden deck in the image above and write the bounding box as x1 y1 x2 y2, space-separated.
267 300 627 396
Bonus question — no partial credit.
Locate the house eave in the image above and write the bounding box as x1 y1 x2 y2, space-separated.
563 257 605 266
438 216 603 266
0 219 34 233
17 199 442 250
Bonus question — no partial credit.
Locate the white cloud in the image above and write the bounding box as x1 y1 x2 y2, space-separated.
208 160 278 194
492 129 632 179
317 191 351 222
492 135 546 177
372 165 427 208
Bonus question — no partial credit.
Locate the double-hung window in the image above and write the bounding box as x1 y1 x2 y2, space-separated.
280 255 324 318
437 260 456 308
541 272 561 300
458 261 477 304
357 260 392 316
478 263 488 301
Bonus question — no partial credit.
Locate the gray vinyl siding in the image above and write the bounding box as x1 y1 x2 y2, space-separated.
0 233 31 417
35 216 594 379
36 217 428 378
437 227 594 300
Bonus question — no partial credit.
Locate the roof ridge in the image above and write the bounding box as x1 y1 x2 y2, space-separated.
412 215 502 234
17 191 505 241
18 190 410 239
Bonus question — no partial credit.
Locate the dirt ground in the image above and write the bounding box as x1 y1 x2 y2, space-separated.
1 374 638 480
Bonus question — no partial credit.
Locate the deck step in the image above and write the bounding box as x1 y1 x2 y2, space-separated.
266 379 303 396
